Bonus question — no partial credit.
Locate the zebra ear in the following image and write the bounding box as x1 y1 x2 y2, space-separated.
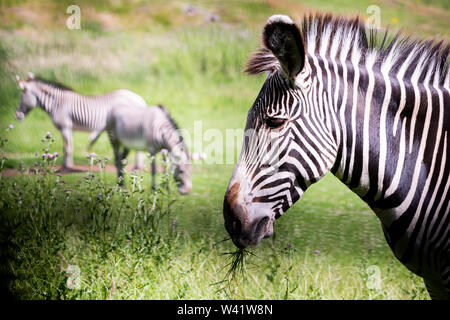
263 15 305 80
15 75 26 90
27 72 34 81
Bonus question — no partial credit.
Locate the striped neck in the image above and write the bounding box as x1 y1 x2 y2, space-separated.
31 81 76 116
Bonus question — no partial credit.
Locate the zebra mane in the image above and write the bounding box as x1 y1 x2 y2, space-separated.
33 77 74 91
245 13 450 87
157 104 180 131
157 104 190 157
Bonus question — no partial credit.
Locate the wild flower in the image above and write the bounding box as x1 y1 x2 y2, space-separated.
45 132 52 139
87 152 97 169
7 124 14 130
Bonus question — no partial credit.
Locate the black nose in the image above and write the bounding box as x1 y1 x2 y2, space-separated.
223 197 270 248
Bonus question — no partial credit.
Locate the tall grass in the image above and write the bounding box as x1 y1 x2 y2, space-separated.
0 129 429 299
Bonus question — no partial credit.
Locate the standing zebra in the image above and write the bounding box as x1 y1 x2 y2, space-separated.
223 14 450 299
106 104 192 194
15 73 147 169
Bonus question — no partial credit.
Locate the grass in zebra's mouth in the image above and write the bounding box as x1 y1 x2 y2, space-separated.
211 245 256 297
223 247 253 280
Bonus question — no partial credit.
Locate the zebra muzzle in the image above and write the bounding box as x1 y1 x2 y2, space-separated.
16 111 25 121
223 198 273 248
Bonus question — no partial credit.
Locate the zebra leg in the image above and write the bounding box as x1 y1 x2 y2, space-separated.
88 129 103 151
116 147 131 186
134 151 145 171
151 157 156 190
121 147 130 164
109 136 125 186
113 146 123 185
424 277 450 300
61 128 73 169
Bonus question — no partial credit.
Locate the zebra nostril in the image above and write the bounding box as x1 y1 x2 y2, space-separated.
232 217 242 234
16 111 25 121
255 216 270 236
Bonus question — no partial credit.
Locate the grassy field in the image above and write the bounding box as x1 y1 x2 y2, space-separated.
1 0 448 300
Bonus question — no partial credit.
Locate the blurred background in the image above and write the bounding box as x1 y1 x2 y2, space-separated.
1 0 449 166
0 0 448 299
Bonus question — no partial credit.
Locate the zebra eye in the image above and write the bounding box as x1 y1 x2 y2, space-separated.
265 117 287 129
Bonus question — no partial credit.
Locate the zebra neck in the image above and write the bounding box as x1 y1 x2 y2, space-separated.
35 89 54 115
331 65 450 233
167 139 189 163
34 85 76 116
162 129 188 164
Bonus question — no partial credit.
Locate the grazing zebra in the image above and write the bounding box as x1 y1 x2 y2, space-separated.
15 73 146 169
223 14 450 299
107 104 192 194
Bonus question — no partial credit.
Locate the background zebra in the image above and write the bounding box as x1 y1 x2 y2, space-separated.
223 14 449 299
15 73 147 169
106 104 192 195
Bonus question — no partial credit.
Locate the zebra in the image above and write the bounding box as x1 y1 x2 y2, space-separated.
15 73 147 170
106 103 192 194
223 14 450 299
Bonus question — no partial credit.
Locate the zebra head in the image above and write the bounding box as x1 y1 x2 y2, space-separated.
223 15 338 248
157 104 193 195
165 132 192 195
15 72 37 120
172 151 192 195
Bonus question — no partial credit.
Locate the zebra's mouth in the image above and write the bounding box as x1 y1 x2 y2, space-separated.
178 184 191 195
230 215 274 248
16 111 25 121
255 216 272 240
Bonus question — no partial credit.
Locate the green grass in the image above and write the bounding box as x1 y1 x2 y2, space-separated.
0 155 428 299
0 0 447 300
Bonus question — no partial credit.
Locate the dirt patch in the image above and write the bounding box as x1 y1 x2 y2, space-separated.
1 164 148 177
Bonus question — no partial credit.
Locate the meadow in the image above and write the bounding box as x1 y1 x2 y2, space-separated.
1 0 448 300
